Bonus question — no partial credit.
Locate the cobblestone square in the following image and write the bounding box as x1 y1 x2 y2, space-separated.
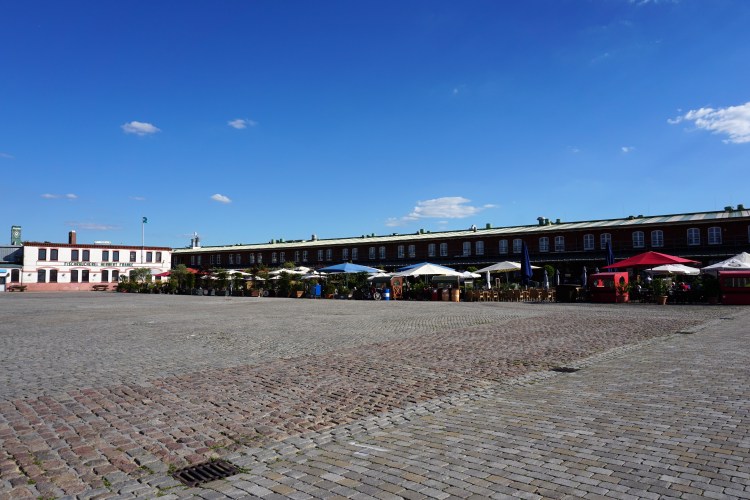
0 293 747 499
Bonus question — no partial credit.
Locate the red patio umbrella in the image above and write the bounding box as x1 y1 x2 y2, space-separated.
604 251 698 270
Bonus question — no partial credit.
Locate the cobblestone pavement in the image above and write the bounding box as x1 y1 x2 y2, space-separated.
0 293 747 499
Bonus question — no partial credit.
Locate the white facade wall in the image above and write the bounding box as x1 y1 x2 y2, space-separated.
21 244 172 284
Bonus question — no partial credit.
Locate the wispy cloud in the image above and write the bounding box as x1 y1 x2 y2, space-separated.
0 152 14 159
629 0 679 5
41 193 78 200
67 222 120 231
228 118 257 129
669 102 750 144
130 196 146 201
621 146 635 153
211 193 232 204
568 146 581 154
122 121 161 136
386 197 495 227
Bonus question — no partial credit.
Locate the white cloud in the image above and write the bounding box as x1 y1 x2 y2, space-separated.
568 146 581 154
0 152 13 159
669 102 750 144
211 193 232 204
41 193 78 200
386 197 495 227
228 118 257 129
130 196 146 201
68 222 119 231
621 146 635 153
122 121 161 136
630 0 679 5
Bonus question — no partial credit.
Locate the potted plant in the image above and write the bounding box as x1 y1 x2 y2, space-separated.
615 278 630 303
652 278 668 305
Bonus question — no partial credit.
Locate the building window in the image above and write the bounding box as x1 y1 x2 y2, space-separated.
295 251 300 262
156 252 162 262
130 251 137 262
71 270 79 283
651 230 664 248
539 237 549 253
475 241 484 256
271 252 278 263
317 249 324 261
512 239 522 254
280 252 286 263
49 269 58 282
191 255 195 265
216 254 221 265
197 255 202 265
235 253 240 265
249 253 256 264
408 244 416 258
102 270 109 282
428 243 436 257
499 240 508 254
210 255 215 265
102 250 109 261
397 245 405 258
379 246 386 259
112 270 119 282
554 236 565 252
351 248 358 260
38 248 47 260
462 241 471 256
256 254 262 264
37 269 46 283
326 249 332 261
11 269 19 282
583 234 594 251
708 227 722 245
50 249 58 261
228 254 234 265
113 251 120 262
342 248 349 261
369 247 376 259
600 233 611 249
632 231 645 248
82 270 89 282
439 243 448 257
71 249 79 260
82 250 90 261
302 251 308 262
146 251 153 263
687 228 700 246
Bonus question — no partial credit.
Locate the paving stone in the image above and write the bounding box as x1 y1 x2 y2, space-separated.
0 294 748 498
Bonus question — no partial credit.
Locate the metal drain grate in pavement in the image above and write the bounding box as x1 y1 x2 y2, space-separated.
172 460 241 487
551 366 580 373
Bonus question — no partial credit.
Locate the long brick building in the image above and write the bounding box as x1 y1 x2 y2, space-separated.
172 205 750 280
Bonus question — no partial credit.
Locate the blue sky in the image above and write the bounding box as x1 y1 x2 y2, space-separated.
2 0 749 249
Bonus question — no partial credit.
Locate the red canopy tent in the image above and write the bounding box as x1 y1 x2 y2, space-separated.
153 267 201 278
604 251 698 270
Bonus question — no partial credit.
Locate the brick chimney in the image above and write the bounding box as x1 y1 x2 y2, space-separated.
69 230 77 245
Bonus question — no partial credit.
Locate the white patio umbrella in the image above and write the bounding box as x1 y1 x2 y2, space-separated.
393 262 463 278
460 271 481 279
269 268 308 276
475 261 540 286
367 272 392 281
701 252 750 276
647 264 700 276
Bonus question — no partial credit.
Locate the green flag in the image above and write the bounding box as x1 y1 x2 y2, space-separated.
143 217 148 224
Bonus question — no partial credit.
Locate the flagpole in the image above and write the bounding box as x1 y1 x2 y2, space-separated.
141 217 145 264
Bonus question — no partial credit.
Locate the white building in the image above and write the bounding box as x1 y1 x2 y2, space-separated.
17 230 171 291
